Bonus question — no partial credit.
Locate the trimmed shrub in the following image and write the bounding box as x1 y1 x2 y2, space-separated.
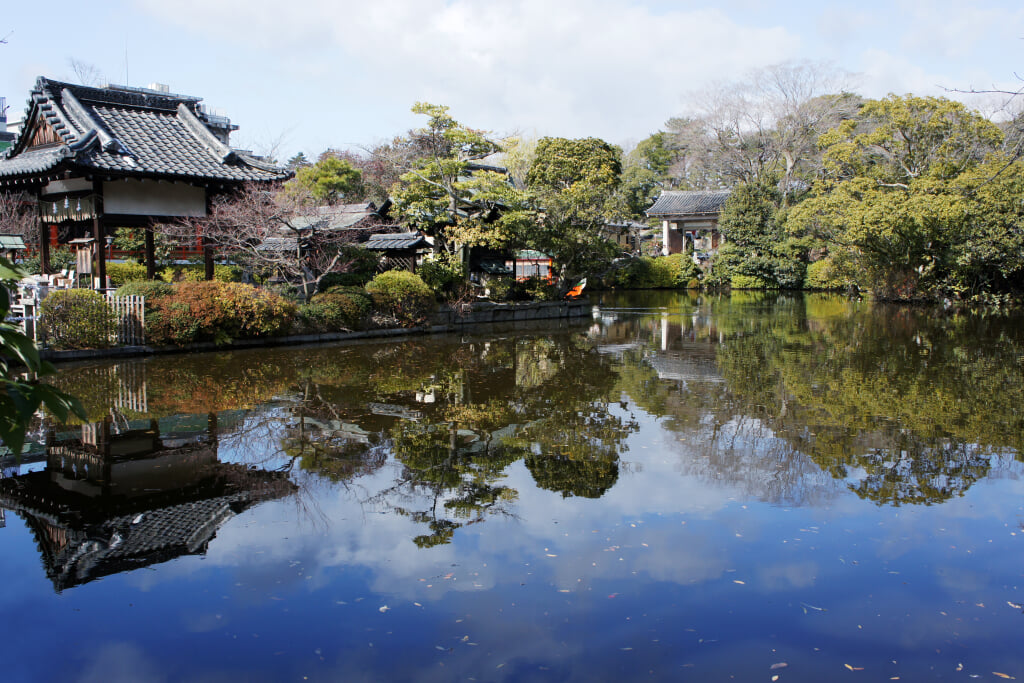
159 264 242 283
146 281 296 346
304 288 373 331
365 270 435 326
614 254 700 289
106 262 150 287
114 280 174 300
730 274 774 290
805 257 854 291
39 289 116 349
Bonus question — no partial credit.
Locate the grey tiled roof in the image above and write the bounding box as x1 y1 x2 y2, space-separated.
645 190 731 217
0 77 290 183
363 232 428 251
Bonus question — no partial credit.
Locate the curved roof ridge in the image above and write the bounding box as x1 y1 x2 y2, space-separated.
177 103 235 163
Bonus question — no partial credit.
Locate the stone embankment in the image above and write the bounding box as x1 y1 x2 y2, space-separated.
40 300 592 362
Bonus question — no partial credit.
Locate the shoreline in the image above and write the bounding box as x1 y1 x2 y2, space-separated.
39 299 593 362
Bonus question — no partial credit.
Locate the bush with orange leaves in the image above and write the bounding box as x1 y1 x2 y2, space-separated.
146 281 296 346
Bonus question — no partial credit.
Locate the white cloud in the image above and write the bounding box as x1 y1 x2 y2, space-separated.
133 0 798 144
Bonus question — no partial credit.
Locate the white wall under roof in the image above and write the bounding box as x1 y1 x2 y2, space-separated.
103 179 206 217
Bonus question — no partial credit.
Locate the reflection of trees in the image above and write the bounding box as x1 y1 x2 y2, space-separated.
603 292 1024 506
39 332 640 546
510 336 637 499
385 418 522 548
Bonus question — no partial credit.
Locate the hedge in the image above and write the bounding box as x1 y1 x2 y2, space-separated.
39 289 116 349
146 281 296 346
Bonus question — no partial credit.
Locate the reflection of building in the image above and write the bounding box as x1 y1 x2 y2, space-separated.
0 415 295 592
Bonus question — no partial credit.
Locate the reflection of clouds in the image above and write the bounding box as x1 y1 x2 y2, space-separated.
658 413 845 508
756 561 818 590
77 642 166 683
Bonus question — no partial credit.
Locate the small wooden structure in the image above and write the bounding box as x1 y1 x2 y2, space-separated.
363 231 429 273
646 190 730 259
0 78 290 285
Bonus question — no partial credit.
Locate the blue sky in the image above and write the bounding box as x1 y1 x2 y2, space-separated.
2 0 1022 160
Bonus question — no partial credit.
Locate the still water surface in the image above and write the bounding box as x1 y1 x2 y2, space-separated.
1 291 1022 681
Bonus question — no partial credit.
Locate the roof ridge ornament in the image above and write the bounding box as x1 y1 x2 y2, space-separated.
177 103 236 164
60 88 132 156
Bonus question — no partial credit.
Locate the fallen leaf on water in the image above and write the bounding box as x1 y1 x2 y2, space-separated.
770 662 788 670
992 674 1014 680
845 664 864 671
1008 601 1023 609
546 554 558 558
379 605 390 613
733 580 745 585
772 676 779 682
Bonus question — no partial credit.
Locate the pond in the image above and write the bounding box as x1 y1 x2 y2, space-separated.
1 291 1022 681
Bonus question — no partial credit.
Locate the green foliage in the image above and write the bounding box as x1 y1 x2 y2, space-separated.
609 166 663 220
365 270 435 326
113 280 174 299
303 288 373 331
112 226 176 266
290 156 362 204
316 245 379 289
0 259 86 453
21 246 74 275
417 252 467 299
613 254 700 289
730 274 774 289
391 103 510 254
790 95 1012 301
513 136 624 292
804 257 855 291
39 289 116 349
106 261 149 287
160 264 242 283
146 281 296 346
717 181 809 289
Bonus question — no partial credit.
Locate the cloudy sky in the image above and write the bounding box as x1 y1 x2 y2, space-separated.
2 0 1022 160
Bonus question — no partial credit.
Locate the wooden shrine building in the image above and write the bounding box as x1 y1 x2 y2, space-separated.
0 77 290 284
646 190 730 259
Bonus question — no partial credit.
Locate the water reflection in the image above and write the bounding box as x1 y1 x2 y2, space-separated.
21 292 1023 564
591 291 1024 505
3 293 1024 680
0 413 295 592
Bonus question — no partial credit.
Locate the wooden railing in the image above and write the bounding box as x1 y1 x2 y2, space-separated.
9 290 146 346
105 293 146 345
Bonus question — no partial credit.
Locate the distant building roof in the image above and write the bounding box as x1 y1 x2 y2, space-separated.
0 235 26 249
291 200 393 231
0 77 290 184
646 190 731 218
363 232 428 251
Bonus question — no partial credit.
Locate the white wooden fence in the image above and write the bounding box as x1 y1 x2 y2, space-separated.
10 290 146 346
105 293 146 345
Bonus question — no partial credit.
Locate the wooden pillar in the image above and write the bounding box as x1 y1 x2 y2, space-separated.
203 235 214 281
144 226 156 280
93 217 106 289
38 216 51 274
92 181 106 289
